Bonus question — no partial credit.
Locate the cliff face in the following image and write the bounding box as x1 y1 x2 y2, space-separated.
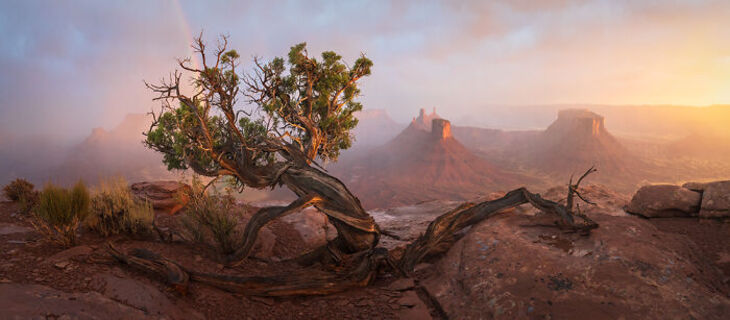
521 109 636 186
431 119 452 139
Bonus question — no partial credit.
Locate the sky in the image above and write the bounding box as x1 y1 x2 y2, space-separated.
1 0 729 142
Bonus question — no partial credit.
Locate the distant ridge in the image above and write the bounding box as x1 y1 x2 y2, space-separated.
53 113 177 185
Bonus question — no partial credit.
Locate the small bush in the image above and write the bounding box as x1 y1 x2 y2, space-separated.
3 178 35 202
87 177 155 237
18 190 40 215
180 178 241 255
32 181 90 247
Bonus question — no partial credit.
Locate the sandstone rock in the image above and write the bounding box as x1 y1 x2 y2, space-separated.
387 278 415 291
420 212 730 319
0 283 153 319
47 245 94 263
0 223 32 235
626 185 701 218
251 226 277 260
682 181 709 192
370 200 462 249
92 273 204 319
280 207 336 249
396 290 433 320
699 180 730 218
247 206 337 261
130 181 191 214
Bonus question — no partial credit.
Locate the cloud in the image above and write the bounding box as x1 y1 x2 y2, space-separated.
0 0 728 142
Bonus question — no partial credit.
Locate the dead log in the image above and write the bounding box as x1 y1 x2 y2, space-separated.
107 244 189 295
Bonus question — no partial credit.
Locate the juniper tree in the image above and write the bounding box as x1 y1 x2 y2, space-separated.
112 34 599 296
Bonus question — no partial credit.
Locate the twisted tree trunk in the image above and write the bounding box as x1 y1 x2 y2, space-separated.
108 166 598 296
226 165 380 266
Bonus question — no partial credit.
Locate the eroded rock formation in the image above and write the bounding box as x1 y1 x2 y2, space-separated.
409 107 441 131
531 109 631 175
627 181 730 219
330 111 527 208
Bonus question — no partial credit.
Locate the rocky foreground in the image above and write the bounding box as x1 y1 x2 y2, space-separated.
1 184 729 319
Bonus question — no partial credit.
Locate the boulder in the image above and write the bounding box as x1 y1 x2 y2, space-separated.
419 212 730 319
130 181 191 214
280 207 337 249
626 185 701 218
699 180 730 218
246 205 337 261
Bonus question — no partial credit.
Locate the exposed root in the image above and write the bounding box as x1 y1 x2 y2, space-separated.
107 243 189 295
396 187 597 274
107 182 599 297
108 244 390 296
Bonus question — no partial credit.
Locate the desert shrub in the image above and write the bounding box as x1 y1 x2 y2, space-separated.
180 178 241 255
3 178 35 202
18 190 40 215
87 177 154 237
32 181 90 247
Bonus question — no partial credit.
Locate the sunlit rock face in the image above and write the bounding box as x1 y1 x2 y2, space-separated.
431 119 452 140
546 109 606 138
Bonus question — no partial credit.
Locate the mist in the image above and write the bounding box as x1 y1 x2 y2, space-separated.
1 0 730 186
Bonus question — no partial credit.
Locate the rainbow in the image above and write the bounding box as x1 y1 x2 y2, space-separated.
172 0 201 70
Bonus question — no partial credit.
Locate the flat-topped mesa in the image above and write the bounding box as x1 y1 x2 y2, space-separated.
432 118 452 139
548 109 606 137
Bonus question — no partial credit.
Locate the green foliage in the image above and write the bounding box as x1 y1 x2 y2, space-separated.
3 178 35 202
146 102 222 171
144 37 373 190
257 42 373 161
180 177 241 255
32 181 90 247
87 177 154 237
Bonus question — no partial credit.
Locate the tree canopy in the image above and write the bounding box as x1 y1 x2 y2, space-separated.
145 35 372 190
